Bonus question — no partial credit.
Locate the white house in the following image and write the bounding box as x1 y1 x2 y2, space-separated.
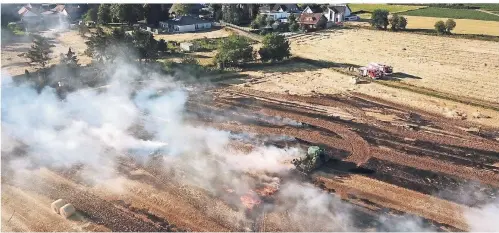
259 4 301 21
303 4 353 24
159 16 212 33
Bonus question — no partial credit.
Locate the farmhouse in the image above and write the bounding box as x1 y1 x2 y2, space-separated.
18 4 41 24
159 16 212 33
259 4 301 22
302 4 353 24
298 13 327 31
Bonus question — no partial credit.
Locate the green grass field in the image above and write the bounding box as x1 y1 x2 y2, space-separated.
467 4 499 11
348 4 426 13
402 7 499 21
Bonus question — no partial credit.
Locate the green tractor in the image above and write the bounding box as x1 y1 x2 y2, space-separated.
292 146 330 174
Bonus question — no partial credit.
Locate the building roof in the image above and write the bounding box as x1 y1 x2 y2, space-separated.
304 5 323 13
330 6 347 14
52 5 65 12
162 16 210 26
18 5 40 16
259 5 271 13
298 13 324 25
272 4 300 13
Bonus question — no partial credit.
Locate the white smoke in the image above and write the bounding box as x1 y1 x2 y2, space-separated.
464 200 499 231
4 51 495 232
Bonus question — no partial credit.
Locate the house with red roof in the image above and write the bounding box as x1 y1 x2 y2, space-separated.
297 13 327 31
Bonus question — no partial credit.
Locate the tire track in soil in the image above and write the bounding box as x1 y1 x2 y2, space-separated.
215 89 499 170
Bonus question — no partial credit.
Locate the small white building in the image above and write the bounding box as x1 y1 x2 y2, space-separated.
159 16 212 33
180 42 198 52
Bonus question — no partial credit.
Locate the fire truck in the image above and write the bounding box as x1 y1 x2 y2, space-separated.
358 63 393 79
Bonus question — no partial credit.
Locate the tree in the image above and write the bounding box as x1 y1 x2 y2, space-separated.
250 20 259 29
59 48 79 67
289 22 300 32
170 4 191 16
144 4 163 26
253 14 267 28
84 27 109 61
389 14 400 31
389 14 407 31
222 4 243 25
98 4 112 24
25 35 55 68
445 19 456 34
434 20 446 34
157 39 167 53
371 9 389 29
132 29 158 62
399 16 408 30
288 14 299 32
258 33 290 62
111 4 143 25
84 7 98 22
215 35 253 68
266 17 275 27
209 4 223 21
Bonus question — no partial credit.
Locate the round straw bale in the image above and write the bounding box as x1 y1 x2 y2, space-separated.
59 203 76 218
51 199 68 214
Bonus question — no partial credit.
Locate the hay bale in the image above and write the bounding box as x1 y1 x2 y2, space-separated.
59 203 76 218
51 199 68 214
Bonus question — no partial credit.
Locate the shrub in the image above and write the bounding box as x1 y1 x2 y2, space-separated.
389 14 408 31
157 39 167 52
266 17 275 27
371 9 389 29
181 56 199 65
258 33 291 62
434 20 447 34
289 22 300 32
215 35 253 68
445 19 457 33
399 16 408 29
250 20 259 29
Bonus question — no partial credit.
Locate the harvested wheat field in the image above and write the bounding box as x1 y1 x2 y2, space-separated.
290 28 499 104
403 16 499 36
238 61 499 128
154 28 233 42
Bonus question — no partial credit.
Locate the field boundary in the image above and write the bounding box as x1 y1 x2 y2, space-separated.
343 23 499 42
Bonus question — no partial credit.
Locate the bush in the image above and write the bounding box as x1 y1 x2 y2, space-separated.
434 20 446 34
157 39 167 52
250 20 259 29
445 19 456 33
258 33 290 62
181 56 199 65
371 9 389 29
399 16 408 29
289 22 300 32
389 14 408 31
266 17 275 27
215 35 253 68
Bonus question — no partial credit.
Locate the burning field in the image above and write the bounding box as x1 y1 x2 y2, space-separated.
2 51 499 232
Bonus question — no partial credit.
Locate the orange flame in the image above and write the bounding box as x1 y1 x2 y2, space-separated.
255 186 278 196
240 192 261 210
